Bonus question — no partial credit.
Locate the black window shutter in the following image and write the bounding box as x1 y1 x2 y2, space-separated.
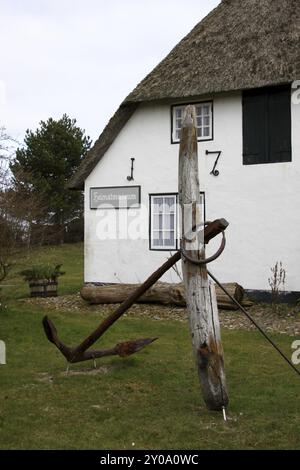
243 90 267 165
268 86 292 163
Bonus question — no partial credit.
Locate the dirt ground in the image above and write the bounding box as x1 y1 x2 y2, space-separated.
24 294 300 336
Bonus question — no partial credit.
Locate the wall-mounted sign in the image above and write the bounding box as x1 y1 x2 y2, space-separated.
90 186 141 210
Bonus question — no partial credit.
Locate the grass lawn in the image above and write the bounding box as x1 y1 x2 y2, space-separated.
0 243 299 450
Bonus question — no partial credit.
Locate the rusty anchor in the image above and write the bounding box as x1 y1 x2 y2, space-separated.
42 219 228 365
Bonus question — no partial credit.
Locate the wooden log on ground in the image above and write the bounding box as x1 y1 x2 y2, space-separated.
81 282 247 310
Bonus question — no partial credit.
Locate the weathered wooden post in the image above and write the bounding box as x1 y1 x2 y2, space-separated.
179 105 229 411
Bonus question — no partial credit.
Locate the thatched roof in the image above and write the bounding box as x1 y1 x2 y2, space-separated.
125 0 300 103
69 0 300 189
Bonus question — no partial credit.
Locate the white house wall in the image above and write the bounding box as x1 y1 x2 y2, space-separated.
85 92 300 292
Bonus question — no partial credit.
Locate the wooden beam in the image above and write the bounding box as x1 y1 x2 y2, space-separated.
179 105 229 411
81 282 246 310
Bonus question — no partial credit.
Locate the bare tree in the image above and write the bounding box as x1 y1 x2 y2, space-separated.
0 126 23 285
0 125 54 307
0 126 11 190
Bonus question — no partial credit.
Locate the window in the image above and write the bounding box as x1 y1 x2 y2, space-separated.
150 195 177 250
149 192 206 251
243 85 291 165
172 102 213 143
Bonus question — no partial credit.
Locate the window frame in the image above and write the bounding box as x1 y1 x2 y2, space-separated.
171 101 214 144
149 193 178 251
242 85 292 165
149 192 206 252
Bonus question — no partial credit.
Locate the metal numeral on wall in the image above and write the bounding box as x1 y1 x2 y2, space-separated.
127 158 135 181
206 150 222 176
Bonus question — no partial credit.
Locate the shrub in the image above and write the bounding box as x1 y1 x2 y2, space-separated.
19 264 65 282
268 261 286 304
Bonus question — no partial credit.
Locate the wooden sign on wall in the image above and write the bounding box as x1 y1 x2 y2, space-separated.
90 186 141 210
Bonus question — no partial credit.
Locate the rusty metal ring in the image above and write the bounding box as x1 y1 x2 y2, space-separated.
184 221 211 242
180 230 226 266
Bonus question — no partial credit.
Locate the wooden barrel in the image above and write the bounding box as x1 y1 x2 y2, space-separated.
29 280 58 298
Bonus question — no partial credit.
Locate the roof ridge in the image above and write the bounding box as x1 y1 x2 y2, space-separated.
69 0 299 189
123 1 225 105
124 0 299 104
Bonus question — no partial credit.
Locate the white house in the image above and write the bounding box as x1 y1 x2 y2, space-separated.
69 0 300 301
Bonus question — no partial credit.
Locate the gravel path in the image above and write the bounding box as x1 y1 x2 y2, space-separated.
24 294 300 336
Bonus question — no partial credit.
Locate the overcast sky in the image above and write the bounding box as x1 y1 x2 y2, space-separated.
0 0 220 145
